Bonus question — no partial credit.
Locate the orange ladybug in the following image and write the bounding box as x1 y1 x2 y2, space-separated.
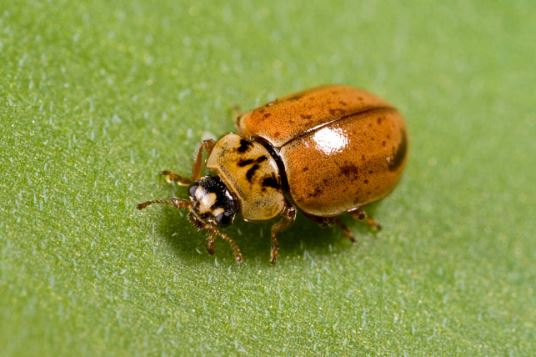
138 85 408 263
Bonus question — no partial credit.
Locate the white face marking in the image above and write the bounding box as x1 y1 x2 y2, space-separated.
194 186 217 214
211 207 224 217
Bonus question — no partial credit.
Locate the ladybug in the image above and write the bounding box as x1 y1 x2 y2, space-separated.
137 85 408 263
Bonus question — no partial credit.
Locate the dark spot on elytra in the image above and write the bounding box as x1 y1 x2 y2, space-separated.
237 139 253 153
339 100 347 106
340 164 359 178
307 187 323 198
302 166 309 172
329 108 345 116
382 140 386 147
300 114 312 120
246 164 260 182
263 113 271 118
388 129 407 171
261 174 281 190
377 117 383 125
274 131 281 137
364 179 369 184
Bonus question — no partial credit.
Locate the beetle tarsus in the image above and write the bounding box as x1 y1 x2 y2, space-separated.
270 235 279 264
205 224 243 263
351 208 382 231
161 170 193 186
333 218 356 243
136 198 190 210
206 235 216 255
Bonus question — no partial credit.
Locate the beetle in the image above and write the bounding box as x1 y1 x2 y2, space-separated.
137 85 408 263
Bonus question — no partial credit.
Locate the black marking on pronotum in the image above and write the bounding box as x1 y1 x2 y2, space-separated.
261 174 281 190
237 139 253 153
237 156 267 167
253 136 289 191
246 164 260 182
255 155 267 163
388 129 407 171
237 159 254 167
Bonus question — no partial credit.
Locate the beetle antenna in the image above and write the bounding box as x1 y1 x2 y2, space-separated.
137 198 191 210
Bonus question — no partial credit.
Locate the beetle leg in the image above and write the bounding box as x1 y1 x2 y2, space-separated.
191 139 216 181
332 218 356 243
270 203 297 264
350 208 382 231
136 197 191 210
204 224 243 263
305 214 356 243
161 139 216 186
206 235 216 255
161 170 193 186
230 105 245 130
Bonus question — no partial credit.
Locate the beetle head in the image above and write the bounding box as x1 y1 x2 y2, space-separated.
188 176 238 226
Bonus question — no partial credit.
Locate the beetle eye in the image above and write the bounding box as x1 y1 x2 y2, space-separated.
215 213 232 226
188 184 198 197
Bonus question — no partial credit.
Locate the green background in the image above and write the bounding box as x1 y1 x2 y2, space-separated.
1 0 535 355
